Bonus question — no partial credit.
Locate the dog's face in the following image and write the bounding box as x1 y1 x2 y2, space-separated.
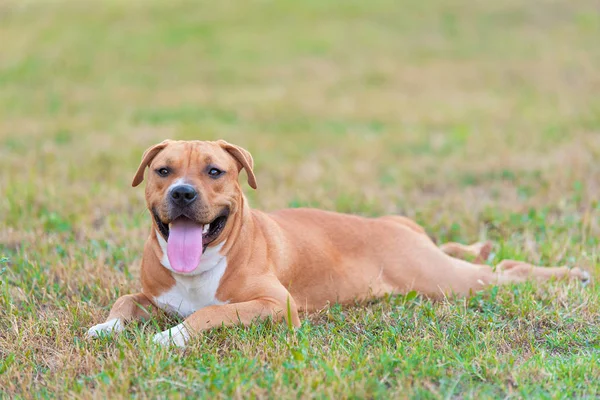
132 140 256 273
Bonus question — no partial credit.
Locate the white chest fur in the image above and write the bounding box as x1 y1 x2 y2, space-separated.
154 230 228 317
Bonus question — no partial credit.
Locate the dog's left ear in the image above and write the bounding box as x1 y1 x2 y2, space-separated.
217 140 258 190
132 140 171 187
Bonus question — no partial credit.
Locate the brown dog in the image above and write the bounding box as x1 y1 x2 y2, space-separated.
87 139 590 346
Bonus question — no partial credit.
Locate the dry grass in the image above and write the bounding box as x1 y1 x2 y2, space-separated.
1 0 599 398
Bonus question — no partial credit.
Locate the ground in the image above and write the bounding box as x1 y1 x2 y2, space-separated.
1 0 599 398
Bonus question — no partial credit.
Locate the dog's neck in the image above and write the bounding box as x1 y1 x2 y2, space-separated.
220 192 254 258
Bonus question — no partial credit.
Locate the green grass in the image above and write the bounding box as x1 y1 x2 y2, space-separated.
1 0 600 397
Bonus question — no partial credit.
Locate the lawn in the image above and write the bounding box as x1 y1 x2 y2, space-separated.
1 0 599 397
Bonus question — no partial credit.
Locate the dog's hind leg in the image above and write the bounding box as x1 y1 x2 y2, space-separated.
379 216 589 296
407 252 590 298
443 258 591 297
440 241 492 263
493 260 590 285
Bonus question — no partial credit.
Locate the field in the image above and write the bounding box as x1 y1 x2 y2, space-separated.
1 0 600 397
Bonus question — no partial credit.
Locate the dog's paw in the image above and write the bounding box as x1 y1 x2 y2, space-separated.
153 323 190 348
87 318 124 338
580 270 591 287
474 241 493 264
570 268 591 287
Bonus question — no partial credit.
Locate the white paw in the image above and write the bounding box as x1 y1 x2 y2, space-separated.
153 323 190 348
581 270 591 287
87 318 124 338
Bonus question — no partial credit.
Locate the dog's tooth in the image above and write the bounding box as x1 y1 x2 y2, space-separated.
202 224 209 234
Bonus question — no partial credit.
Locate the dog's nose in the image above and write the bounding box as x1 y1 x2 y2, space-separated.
170 185 198 207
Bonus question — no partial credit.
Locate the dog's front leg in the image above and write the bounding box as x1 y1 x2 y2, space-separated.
153 297 301 347
87 292 156 338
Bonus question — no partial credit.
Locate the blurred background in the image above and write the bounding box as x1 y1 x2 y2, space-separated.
2 0 599 232
1 0 599 396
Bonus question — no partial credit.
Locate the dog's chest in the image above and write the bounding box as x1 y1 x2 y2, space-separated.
153 246 228 318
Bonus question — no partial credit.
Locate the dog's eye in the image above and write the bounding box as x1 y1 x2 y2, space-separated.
156 168 170 177
208 168 223 178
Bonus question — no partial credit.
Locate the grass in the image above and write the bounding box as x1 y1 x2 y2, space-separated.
1 0 599 397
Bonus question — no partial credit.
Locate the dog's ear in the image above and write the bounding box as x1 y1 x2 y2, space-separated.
132 140 171 187
217 140 257 190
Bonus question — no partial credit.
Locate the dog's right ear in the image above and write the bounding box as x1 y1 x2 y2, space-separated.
132 140 171 187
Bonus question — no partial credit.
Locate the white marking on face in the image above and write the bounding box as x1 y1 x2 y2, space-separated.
153 323 191 347
168 178 186 192
154 235 227 317
86 318 124 338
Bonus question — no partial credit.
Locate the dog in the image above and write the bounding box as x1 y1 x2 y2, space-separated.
87 139 590 347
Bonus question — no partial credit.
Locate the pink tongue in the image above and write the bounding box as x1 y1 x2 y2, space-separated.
167 218 204 273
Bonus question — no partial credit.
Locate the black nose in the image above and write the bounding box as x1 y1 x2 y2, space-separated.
170 184 198 207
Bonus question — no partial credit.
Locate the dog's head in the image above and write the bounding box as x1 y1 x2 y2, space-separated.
132 139 257 273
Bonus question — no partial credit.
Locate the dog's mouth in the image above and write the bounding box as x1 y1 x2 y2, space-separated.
152 208 229 273
154 209 230 248
198 210 230 248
